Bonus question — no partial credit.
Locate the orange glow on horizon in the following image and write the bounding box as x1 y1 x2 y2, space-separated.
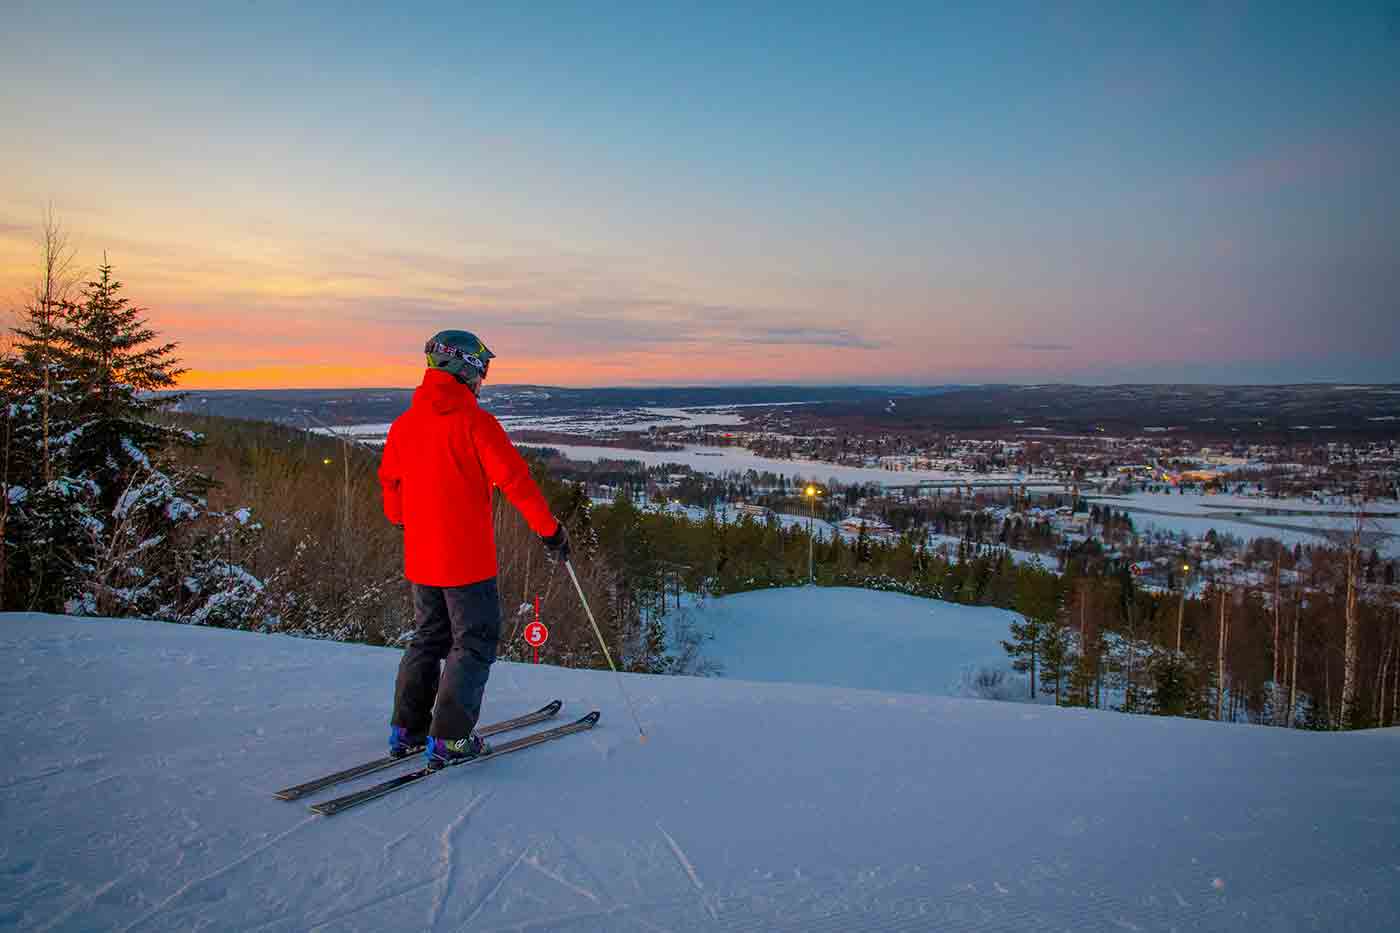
177 344 906 390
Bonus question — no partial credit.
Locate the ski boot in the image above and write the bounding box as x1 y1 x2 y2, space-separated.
388 725 427 760
426 733 492 771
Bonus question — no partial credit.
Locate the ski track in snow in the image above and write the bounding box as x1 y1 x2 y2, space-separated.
655 822 717 922
297 876 440 933
461 848 529 929
429 791 492 931
524 855 600 904
118 816 318 933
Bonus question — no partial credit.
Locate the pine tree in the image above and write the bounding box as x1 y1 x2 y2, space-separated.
1150 651 1192 717
1039 618 1073 704
856 520 872 563
1 287 88 610
1003 612 1042 699
58 261 193 513
1003 566 1057 698
562 482 600 559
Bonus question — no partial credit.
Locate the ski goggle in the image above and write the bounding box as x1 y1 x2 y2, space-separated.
425 339 492 378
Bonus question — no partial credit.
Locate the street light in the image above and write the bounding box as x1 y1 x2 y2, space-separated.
1176 562 1191 652
805 485 821 584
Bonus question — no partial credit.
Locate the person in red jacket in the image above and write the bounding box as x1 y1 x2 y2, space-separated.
379 330 570 770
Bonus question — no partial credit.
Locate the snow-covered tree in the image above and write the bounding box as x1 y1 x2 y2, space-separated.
1 219 89 611
3 249 265 621
57 261 195 512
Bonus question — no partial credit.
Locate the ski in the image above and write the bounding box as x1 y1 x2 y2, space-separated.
273 700 563 800
309 711 601 816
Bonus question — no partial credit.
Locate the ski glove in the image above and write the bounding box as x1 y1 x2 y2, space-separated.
542 522 571 563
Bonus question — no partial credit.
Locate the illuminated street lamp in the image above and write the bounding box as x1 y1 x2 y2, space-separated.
1176 562 1191 652
805 485 821 584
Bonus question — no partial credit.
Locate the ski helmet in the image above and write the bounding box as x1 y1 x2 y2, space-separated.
424 330 495 385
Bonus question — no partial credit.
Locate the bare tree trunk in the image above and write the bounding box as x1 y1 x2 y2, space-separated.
1374 632 1391 728
1078 581 1088 706
1209 588 1220 717
1326 646 1334 730
1216 589 1228 722
1392 607 1400 728
1289 593 1300 728
33 208 79 486
1272 554 1282 724
1340 497 1365 729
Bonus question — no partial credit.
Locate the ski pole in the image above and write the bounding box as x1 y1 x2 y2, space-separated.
564 559 648 742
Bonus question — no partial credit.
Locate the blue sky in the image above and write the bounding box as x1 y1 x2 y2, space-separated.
1 1 1397 386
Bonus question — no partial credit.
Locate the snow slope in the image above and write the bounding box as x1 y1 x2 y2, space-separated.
684 587 1028 700
3 613 1399 932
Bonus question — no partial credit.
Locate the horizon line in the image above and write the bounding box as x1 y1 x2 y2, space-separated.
166 380 1400 393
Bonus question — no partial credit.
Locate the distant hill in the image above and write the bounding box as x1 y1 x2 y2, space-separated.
782 383 1400 441
164 384 935 427
162 382 1400 442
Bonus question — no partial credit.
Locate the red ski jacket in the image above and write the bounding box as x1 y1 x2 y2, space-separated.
379 369 559 586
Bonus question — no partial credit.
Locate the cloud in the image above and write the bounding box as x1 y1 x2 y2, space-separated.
1010 341 1073 351
746 327 881 349
344 289 883 353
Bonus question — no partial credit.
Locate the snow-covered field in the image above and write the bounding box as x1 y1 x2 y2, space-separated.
313 405 755 445
1086 492 1400 557
5 612 1400 931
922 533 1051 569
683 587 1029 700
1088 491 1400 517
501 406 752 436
535 442 1029 489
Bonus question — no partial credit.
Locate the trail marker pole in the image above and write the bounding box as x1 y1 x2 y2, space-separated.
524 596 549 665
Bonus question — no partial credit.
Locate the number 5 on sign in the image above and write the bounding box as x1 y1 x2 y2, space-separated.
525 621 549 663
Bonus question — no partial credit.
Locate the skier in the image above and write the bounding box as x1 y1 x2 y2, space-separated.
379 330 570 770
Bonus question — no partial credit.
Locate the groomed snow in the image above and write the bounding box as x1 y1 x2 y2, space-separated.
3 612 1399 931
685 587 1029 700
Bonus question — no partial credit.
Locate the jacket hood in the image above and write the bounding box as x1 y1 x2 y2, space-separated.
413 368 477 416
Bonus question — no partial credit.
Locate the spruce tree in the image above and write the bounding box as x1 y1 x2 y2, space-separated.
1003 565 1057 698
1 286 87 610
54 261 214 616
1039 619 1073 704
58 261 192 513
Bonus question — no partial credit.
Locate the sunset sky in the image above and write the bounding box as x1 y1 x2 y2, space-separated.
2 3 1398 388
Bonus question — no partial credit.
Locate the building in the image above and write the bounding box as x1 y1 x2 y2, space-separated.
734 502 773 520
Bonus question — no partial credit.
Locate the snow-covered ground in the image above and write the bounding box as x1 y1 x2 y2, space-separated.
1087 491 1400 517
683 587 1029 700
1085 492 1400 557
591 498 841 540
501 406 752 436
527 442 1031 489
313 405 755 444
5 613 1400 931
922 533 1052 569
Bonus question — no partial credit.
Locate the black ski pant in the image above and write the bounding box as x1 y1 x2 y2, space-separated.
391 578 501 741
